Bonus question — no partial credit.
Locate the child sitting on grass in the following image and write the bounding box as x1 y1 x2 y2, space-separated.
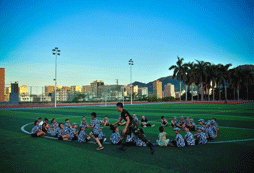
110 126 122 145
156 126 170 146
103 116 110 127
64 119 72 134
177 116 186 129
58 123 69 141
80 116 88 128
171 116 178 127
204 122 210 138
212 118 219 131
69 123 79 141
133 114 139 126
198 119 205 128
188 118 197 131
170 128 185 148
185 117 191 127
194 127 207 145
78 125 91 143
46 124 58 137
184 126 195 146
161 116 168 127
31 120 45 137
51 118 59 129
207 120 217 140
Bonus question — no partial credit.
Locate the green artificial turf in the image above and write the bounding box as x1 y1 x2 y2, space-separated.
0 103 254 173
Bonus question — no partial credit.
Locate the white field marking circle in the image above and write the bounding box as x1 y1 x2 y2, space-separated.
21 113 254 131
19 110 254 131
21 116 254 144
21 116 112 144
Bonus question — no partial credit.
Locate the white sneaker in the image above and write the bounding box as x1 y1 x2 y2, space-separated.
152 125 155 127
104 138 107 142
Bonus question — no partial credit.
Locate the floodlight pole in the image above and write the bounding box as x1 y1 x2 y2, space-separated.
129 59 134 105
52 47 60 108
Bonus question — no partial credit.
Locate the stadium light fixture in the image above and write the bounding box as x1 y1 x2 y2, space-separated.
129 59 134 105
52 47 61 108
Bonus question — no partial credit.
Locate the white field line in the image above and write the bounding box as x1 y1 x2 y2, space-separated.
208 139 254 144
21 117 254 144
20 111 254 131
12 107 254 123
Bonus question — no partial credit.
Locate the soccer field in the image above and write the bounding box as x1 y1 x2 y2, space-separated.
1 103 254 173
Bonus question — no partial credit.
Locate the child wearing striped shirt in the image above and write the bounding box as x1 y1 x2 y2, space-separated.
31 120 45 137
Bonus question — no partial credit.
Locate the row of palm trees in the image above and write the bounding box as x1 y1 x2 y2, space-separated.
169 56 254 102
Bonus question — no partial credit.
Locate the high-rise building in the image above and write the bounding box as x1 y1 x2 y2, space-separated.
138 87 148 97
10 82 19 104
164 83 176 98
57 86 62 90
5 86 11 101
52 89 68 102
82 85 92 93
62 86 71 92
153 80 162 99
45 86 55 95
121 86 128 96
19 85 29 96
91 80 104 97
71 86 82 92
127 85 138 95
0 68 5 102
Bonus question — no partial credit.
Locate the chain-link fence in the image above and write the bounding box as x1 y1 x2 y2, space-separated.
1 84 150 106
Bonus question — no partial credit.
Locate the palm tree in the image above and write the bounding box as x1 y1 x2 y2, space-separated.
187 62 196 101
208 64 219 100
242 69 254 100
220 64 232 103
194 60 211 101
182 63 189 101
182 62 196 101
205 64 213 101
229 68 240 100
216 64 224 100
235 68 244 101
169 56 185 101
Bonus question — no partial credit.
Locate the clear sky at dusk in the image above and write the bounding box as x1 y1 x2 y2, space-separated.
0 0 253 87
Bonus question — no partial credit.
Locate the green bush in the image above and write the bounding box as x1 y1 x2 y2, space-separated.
147 96 176 102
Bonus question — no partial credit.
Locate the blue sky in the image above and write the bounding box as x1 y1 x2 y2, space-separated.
0 0 253 87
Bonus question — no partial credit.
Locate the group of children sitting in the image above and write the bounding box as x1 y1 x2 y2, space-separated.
31 114 219 150
158 116 219 147
31 113 108 150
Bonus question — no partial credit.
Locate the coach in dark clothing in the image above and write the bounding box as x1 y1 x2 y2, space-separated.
141 116 155 128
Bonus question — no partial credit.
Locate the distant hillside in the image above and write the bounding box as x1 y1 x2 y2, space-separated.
237 64 254 71
132 64 253 93
132 76 196 93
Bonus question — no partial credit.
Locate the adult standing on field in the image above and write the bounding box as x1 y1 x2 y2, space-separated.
111 102 155 154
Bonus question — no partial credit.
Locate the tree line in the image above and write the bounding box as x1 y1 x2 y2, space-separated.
169 56 254 102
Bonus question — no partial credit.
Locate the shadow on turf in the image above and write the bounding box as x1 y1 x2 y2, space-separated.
39 135 254 173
